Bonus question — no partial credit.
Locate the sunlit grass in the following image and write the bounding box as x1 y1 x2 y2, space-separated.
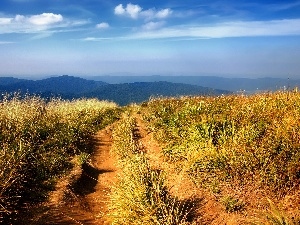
109 115 191 225
142 92 300 192
0 94 119 222
141 91 300 222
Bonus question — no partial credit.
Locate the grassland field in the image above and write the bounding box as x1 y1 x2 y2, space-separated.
0 91 299 224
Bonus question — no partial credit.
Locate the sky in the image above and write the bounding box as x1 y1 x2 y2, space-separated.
0 0 300 79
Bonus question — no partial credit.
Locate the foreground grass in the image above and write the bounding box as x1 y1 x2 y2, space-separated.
109 115 191 225
0 94 119 222
141 91 300 224
2 91 299 224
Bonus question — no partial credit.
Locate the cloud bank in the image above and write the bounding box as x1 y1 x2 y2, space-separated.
0 13 87 34
114 3 172 20
82 18 300 42
96 22 109 29
1 13 63 26
130 19 300 40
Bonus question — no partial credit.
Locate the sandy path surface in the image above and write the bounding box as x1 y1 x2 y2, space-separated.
19 127 117 225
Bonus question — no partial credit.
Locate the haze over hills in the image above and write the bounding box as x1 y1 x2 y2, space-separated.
80 82 228 106
0 75 231 105
1 75 298 105
89 75 298 92
0 75 107 94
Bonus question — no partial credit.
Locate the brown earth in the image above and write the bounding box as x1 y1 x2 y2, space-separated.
18 126 117 225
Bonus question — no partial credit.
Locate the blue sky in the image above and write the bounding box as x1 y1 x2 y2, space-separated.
0 0 300 78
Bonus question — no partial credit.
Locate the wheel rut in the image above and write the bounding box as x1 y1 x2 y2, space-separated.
19 127 117 225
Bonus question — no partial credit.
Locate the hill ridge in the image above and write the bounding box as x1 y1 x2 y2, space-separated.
0 75 231 106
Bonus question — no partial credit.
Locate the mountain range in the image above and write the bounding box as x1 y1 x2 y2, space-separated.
88 75 297 92
0 75 230 105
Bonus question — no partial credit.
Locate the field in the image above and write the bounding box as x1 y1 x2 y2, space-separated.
0 94 119 223
137 92 300 224
1 91 300 224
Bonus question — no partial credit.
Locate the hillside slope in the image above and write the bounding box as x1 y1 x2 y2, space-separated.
91 75 297 92
0 76 231 105
81 81 231 105
0 75 107 94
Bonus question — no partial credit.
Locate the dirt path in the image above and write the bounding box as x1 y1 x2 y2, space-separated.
134 113 202 222
134 113 198 198
20 127 117 225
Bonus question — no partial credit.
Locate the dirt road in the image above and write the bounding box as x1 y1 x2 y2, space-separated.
19 127 117 225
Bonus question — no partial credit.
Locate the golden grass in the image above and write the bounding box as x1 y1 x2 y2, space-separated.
109 115 191 225
0 94 119 222
140 91 300 223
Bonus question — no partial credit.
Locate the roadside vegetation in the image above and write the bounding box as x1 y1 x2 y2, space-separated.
1 91 299 224
140 91 300 224
109 114 192 224
0 94 119 223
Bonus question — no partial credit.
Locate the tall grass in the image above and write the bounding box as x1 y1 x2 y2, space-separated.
138 92 300 223
142 92 300 193
109 115 191 225
251 199 298 225
0 94 119 222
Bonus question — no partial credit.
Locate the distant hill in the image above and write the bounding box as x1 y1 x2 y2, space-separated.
89 75 298 92
0 77 27 86
0 75 107 94
79 81 230 106
0 76 231 105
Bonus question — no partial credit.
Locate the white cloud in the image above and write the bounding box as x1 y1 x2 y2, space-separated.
0 13 63 29
114 3 172 20
0 18 13 25
114 3 142 19
114 4 125 15
27 13 63 25
140 9 155 19
96 22 109 29
142 21 165 31
81 19 300 42
83 37 97 41
129 19 300 40
0 13 88 35
14 15 25 22
155 9 172 19
81 37 116 41
126 3 142 19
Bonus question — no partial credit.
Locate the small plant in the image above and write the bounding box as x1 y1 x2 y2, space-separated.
76 152 91 166
220 195 245 213
250 199 298 225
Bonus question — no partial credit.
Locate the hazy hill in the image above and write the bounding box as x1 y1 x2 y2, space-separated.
0 77 27 86
0 76 231 105
0 75 107 94
89 75 297 92
80 81 230 105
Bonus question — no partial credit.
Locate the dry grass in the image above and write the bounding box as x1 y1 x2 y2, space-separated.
0 94 119 222
141 91 300 224
109 114 192 225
